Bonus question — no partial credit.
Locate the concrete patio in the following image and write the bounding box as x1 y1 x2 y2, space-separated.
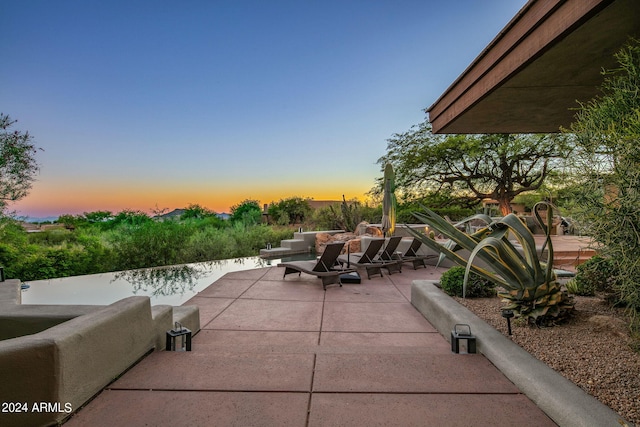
64 263 556 426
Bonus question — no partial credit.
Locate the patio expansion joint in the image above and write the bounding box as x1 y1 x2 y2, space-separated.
106 387 313 394
306 353 317 427
233 271 269 299
235 297 325 302
199 328 321 333
308 391 524 396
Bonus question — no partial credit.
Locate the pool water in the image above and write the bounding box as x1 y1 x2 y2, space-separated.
20 254 314 306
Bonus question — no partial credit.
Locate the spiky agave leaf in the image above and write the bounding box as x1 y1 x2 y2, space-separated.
411 210 538 291
406 224 505 287
453 213 493 235
463 236 536 297
492 213 545 284
410 202 574 325
532 201 556 285
438 220 503 268
407 210 511 288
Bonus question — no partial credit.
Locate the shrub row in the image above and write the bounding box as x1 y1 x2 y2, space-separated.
0 217 293 281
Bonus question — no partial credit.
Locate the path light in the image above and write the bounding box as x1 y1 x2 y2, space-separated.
451 324 476 354
501 309 514 335
166 322 192 352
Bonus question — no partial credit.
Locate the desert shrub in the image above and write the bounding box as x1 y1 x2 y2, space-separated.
27 228 77 246
109 220 193 269
0 216 113 280
228 223 294 257
311 199 381 232
184 227 237 261
10 243 111 281
573 255 619 297
268 197 312 225
569 38 640 318
230 199 262 225
439 266 496 298
564 278 581 295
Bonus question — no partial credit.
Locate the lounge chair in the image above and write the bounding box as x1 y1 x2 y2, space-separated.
338 238 400 279
375 236 403 274
278 242 355 289
400 237 435 269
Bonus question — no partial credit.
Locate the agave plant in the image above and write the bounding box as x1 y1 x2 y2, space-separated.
409 201 574 325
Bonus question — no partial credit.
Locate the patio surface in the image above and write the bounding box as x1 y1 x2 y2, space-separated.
64 254 565 426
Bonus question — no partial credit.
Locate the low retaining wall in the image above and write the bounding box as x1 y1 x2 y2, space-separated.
411 280 630 427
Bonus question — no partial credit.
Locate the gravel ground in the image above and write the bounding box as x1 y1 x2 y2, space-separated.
455 295 640 425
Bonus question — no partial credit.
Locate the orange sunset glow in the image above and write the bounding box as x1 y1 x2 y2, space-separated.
12 176 375 218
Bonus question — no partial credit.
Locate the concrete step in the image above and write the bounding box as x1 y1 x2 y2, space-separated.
281 239 311 252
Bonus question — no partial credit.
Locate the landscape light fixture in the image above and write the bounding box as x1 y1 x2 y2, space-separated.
450 323 476 354
501 309 514 335
166 321 192 352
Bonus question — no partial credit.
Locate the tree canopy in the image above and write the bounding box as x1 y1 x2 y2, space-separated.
181 203 216 220
268 196 312 225
229 199 262 225
377 120 571 215
0 114 41 212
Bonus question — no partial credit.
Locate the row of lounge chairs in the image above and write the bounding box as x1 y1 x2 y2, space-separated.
338 236 403 279
278 237 434 289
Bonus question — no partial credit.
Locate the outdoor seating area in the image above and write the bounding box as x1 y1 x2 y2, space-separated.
58 236 625 426
63 264 559 426
276 233 423 289
0 235 622 426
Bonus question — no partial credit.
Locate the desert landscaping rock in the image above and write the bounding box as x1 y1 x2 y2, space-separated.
456 295 640 425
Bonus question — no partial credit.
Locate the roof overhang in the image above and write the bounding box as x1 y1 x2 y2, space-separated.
427 0 640 134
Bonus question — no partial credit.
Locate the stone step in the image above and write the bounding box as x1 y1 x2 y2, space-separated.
554 248 596 256
553 248 596 267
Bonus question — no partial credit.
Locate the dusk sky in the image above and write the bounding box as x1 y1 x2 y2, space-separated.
2 0 527 218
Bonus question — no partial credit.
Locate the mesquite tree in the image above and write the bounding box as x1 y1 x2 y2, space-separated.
378 120 571 215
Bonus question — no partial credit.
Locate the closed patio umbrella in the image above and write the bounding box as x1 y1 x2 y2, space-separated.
381 163 396 237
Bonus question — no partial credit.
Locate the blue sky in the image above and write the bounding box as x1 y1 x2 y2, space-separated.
1 0 527 217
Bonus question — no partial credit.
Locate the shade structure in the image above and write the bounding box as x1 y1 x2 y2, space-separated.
381 163 397 237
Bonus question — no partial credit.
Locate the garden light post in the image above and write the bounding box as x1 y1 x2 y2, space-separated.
501 309 514 335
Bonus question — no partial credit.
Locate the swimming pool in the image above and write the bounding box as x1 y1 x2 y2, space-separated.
20 254 312 306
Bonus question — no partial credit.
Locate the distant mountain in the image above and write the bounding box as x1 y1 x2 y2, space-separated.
154 209 185 219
